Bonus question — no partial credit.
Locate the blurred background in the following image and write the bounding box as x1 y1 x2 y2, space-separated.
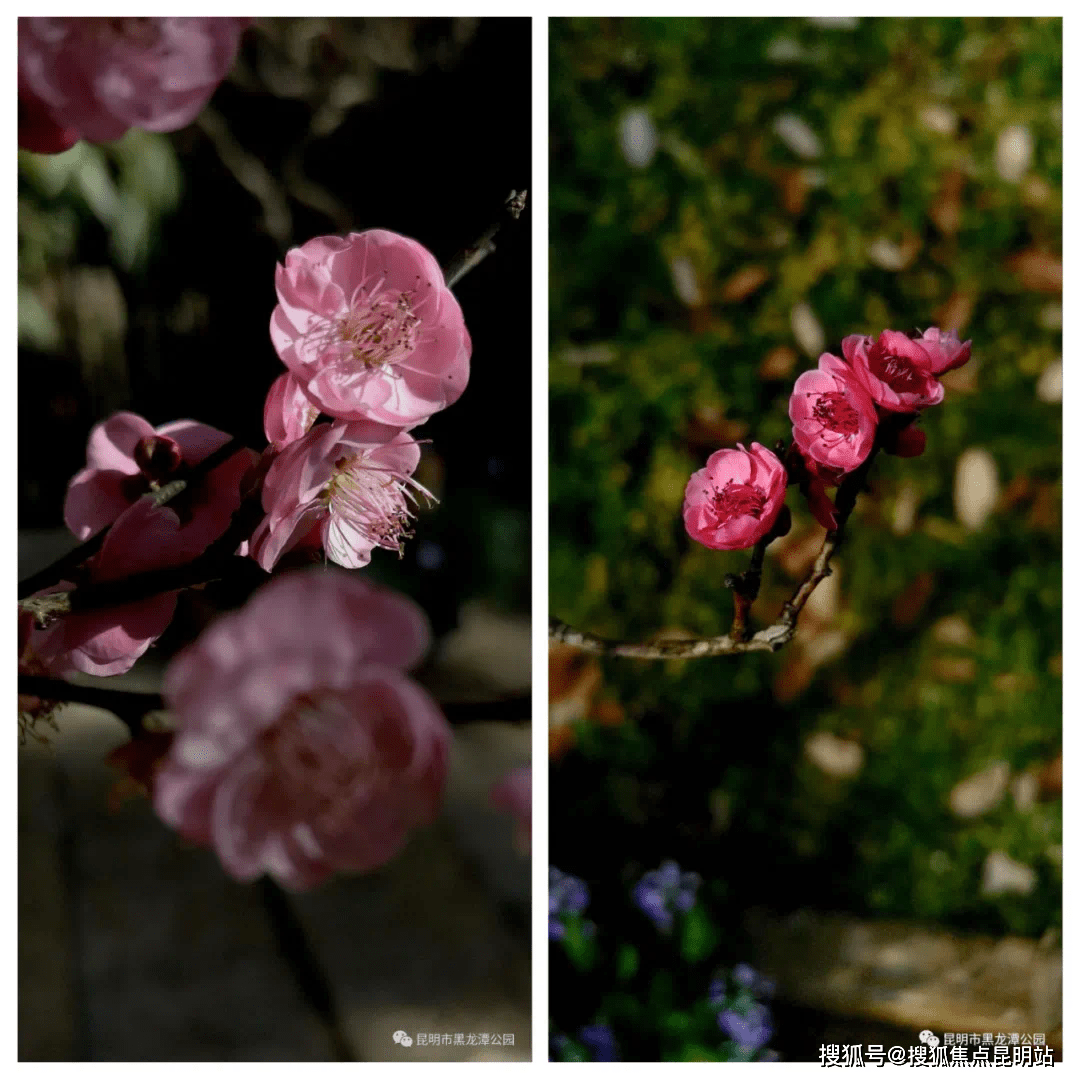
549 16 1061 1062
19 17 531 1061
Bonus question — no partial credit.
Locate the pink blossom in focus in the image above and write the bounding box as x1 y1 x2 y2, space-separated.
490 766 531 854
683 442 788 551
264 372 319 450
153 569 449 889
249 420 430 572
843 331 944 414
24 496 207 676
913 327 972 375
270 230 471 427
789 352 878 477
18 17 249 150
64 411 255 554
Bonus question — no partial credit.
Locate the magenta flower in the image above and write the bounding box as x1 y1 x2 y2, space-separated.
269 230 471 427
24 496 205 676
249 420 430 572
843 331 944 414
153 570 450 889
18 17 249 151
683 442 787 551
913 327 972 375
263 372 319 450
789 352 878 477
64 411 255 553
490 766 531 853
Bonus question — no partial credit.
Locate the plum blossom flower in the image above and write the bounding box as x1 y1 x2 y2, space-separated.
843 331 944 413
490 766 531 853
269 230 471 427
913 327 972 375
153 569 449 889
789 352 878 477
18 17 250 151
64 411 255 554
263 372 319 450
249 419 431 572
24 496 208 677
683 442 788 551
632 859 702 933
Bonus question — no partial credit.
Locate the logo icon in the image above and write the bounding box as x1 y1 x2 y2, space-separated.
392 1030 413 1047
918 1030 940 1049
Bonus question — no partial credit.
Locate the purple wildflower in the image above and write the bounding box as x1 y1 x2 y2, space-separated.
632 859 702 933
719 1002 773 1054
579 1024 620 1062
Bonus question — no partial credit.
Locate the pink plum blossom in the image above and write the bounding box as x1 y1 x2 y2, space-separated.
263 372 319 450
18 17 249 150
843 331 944 414
249 419 430 572
490 766 531 854
789 352 878 477
24 496 208 677
683 442 788 551
269 230 471 427
913 327 972 375
153 569 450 890
64 411 255 555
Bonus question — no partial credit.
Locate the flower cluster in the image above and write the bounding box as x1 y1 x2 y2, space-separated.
18 17 250 153
710 963 777 1059
683 326 971 547
632 858 703 934
253 230 471 571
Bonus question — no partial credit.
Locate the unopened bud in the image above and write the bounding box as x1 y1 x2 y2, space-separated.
134 435 184 481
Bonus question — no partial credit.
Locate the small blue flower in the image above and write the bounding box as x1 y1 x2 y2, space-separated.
731 962 775 998
719 1002 773 1054
550 866 591 940
578 1024 620 1062
632 859 702 933
707 974 727 1005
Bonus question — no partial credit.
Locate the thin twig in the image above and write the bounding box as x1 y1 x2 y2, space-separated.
442 190 528 289
549 452 877 661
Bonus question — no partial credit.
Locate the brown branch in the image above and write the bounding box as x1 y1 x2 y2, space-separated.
17 436 247 600
442 190 528 290
19 675 529 733
549 452 877 661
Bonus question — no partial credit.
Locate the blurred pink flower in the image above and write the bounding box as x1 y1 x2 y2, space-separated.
263 372 319 450
490 766 531 854
270 230 471 427
64 411 255 555
844 331 944 413
249 420 430 572
913 327 972 375
18 17 249 150
683 442 787 551
789 352 878 477
153 570 449 889
24 496 205 677
884 422 927 458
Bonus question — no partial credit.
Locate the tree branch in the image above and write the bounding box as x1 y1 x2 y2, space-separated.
19 675 530 733
549 452 877 661
442 190 528 289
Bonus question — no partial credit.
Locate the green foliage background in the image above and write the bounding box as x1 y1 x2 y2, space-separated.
550 17 1061 941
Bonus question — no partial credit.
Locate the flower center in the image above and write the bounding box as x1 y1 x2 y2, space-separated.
811 391 861 435
322 451 432 556
260 692 378 831
870 351 924 392
713 481 766 525
335 291 420 371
